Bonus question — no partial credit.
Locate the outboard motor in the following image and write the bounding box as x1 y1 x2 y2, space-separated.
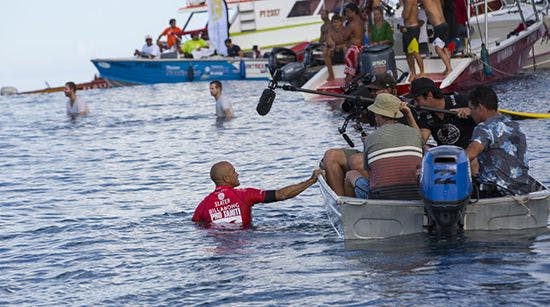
360 44 397 79
279 62 306 86
302 43 325 67
268 48 297 76
420 145 472 235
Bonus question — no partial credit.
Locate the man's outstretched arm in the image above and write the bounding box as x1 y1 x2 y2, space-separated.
275 169 322 201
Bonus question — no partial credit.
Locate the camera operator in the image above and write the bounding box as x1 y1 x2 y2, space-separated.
404 77 475 149
321 73 417 196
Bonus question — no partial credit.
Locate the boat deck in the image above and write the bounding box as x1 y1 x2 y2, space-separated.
316 72 446 97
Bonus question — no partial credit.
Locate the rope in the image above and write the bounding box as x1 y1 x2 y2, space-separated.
470 53 519 76
511 194 534 218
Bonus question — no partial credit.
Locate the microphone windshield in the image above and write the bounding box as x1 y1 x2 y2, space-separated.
257 89 276 116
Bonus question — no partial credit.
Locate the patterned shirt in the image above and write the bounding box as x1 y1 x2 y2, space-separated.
471 113 530 195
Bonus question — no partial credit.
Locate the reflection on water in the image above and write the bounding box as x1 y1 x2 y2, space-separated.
0 71 549 305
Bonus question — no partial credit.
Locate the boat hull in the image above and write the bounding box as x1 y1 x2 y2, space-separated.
449 23 546 91
91 58 270 85
318 175 550 240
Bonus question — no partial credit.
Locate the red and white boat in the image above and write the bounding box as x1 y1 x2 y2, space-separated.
301 0 547 100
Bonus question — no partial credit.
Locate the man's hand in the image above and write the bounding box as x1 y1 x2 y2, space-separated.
400 101 412 115
451 107 471 118
311 168 323 182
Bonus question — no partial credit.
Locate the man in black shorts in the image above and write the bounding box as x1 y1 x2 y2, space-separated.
405 77 474 149
401 0 424 81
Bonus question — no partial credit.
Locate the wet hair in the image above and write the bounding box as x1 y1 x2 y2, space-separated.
468 86 498 110
344 3 360 15
224 38 232 44
65 81 77 92
169 18 176 25
210 80 222 90
331 14 342 22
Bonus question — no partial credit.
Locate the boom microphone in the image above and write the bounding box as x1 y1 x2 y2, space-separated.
257 88 276 116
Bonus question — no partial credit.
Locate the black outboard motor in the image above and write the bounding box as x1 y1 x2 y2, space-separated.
302 43 325 67
268 48 297 76
420 146 472 235
360 44 397 79
279 62 306 85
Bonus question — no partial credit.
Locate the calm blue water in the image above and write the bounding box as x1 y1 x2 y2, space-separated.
1 71 549 305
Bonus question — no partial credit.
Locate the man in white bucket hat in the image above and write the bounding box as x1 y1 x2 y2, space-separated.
344 93 424 200
134 35 160 59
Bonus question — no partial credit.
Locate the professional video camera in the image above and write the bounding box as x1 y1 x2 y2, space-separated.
257 69 375 147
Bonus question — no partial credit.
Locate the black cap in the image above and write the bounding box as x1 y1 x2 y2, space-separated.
367 73 396 90
405 77 442 98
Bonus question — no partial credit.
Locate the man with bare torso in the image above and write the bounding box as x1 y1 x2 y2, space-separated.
401 0 425 81
342 3 366 85
422 0 452 76
324 14 347 81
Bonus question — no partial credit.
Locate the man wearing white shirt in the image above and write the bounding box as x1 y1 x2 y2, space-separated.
64 82 89 117
134 35 161 59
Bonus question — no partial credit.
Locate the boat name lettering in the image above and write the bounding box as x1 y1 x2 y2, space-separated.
497 46 514 62
165 65 186 76
98 62 111 69
207 65 227 76
246 63 267 69
259 9 280 18
142 62 161 69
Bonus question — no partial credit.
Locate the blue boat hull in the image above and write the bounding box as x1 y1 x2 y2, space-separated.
90 58 270 85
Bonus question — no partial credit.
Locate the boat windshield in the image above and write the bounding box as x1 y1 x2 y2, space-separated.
288 0 321 17
181 7 238 32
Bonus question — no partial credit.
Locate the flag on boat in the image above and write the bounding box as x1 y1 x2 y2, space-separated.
207 0 229 56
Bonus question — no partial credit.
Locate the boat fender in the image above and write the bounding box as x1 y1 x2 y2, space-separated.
239 60 246 79
187 65 194 82
480 43 492 76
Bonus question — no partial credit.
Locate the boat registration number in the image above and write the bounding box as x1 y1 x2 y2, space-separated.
260 9 280 17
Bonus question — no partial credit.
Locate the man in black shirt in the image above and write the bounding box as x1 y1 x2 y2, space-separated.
405 77 475 149
224 38 244 57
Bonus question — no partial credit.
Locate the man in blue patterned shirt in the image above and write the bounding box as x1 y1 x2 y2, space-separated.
465 86 531 196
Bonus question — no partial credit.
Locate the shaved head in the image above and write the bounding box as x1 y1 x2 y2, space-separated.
210 161 239 186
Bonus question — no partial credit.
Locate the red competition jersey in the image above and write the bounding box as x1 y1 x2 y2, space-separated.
192 186 267 227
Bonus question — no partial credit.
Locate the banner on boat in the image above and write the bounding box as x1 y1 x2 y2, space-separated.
207 0 229 56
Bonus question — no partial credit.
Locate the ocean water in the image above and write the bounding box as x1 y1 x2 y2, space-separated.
1 71 549 305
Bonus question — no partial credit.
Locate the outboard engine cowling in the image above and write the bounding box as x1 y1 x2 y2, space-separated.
303 43 325 67
268 48 297 75
280 62 306 83
420 145 472 235
360 44 397 79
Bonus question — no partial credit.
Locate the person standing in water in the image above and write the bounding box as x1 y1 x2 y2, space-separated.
64 81 89 117
209 80 233 120
192 161 321 227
